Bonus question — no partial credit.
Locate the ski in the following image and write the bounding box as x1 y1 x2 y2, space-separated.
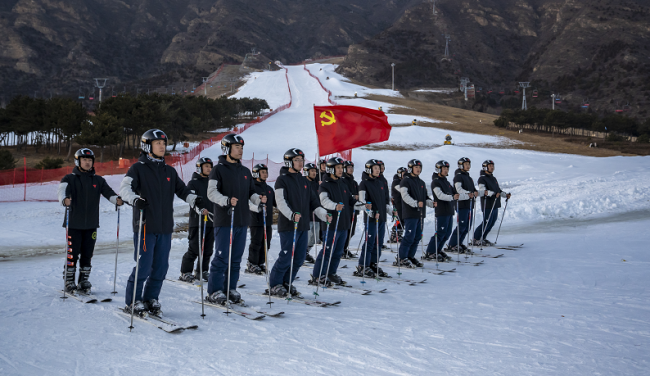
346 272 418 286
116 308 186 333
148 314 198 330
447 252 502 258
194 300 266 320
493 243 523 248
328 284 372 295
56 289 111 303
165 278 245 289
77 291 112 302
247 292 340 307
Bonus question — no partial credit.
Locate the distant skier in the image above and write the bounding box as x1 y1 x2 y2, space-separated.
58 148 123 294
304 162 320 264
269 149 329 297
471 160 511 246
448 157 478 253
312 157 363 286
397 159 434 267
205 134 264 305
341 160 359 258
120 129 200 316
179 157 214 283
389 167 407 243
424 160 457 261
246 163 276 275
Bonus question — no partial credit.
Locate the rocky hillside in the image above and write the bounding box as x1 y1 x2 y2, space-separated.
0 0 418 102
337 0 650 119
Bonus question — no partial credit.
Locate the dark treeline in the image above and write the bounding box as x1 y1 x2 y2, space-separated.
494 108 650 142
0 94 269 162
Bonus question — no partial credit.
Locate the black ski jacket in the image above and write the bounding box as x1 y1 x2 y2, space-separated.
391 174 403 217
359 175 391 223
120 154 196 233
431 174 458 217
342 172 359 196
453 168 476 210
306 177 322 224
207 155 260 228
249 179 276 227
275 166 327 232
477 170 504 211
319 174 361 231
187 172 214 228
399 174 433 220
58 167 119 229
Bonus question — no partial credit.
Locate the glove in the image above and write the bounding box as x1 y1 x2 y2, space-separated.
326 213 332 224
291 212 300 222
134 197 148 211
194 196 203 209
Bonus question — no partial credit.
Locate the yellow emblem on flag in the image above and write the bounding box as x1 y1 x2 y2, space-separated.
320 110 336 126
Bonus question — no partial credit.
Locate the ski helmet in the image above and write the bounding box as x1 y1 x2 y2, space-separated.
407 159 422 174
457 157 471 168
221 134 244 157
364 159 380 175
344 160 354 168
141 129 168 155
303 162 317 173
482 160 495 171
326 157 344 174
252 163 268 179
396 167 407 176
74 148 95 167
283 148 305 169
195 157 213 174
435 160 450 174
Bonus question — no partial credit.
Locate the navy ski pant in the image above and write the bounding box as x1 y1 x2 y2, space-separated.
426 215 453 255
207 226 247 294
359 221 386 267
269 230 308 287
474 208 499 241
398 218 422 259
125 232 172 305
313 229 348 279
449 208 472 247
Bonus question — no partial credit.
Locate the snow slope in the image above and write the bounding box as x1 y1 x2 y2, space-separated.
1 63 649 375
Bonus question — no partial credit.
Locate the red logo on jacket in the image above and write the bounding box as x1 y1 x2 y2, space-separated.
93 185 96 188
245 176 247 179
167 177 171 181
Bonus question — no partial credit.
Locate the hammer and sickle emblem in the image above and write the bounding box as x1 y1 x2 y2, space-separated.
320 111 336 126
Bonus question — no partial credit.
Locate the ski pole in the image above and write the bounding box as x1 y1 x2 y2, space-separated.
286 219 298 303
419 207 425 264
323 204 343 287
361 205 371 285
199 214 206 319
343 211 355 259
262 205 273 307
356 225 365 253
385 222 393 253
129 209 144 331
375 216 380 282
314 216 331 297
224 207 235 315
465 199 472 260
456 200 460 264
434 215 439 270
61 206 70 300
470 198 477 256
111 205 120 295
311 212 317 260
480 195 498 251
494 196 509 245
394 210 404 277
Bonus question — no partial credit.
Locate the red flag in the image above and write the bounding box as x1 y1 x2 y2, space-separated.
314 105 391 156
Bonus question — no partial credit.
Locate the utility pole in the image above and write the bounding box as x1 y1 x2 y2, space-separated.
519 82 530 110
430 0 437 15
391 63 395 91
444 35 451 57
551 94 556 110
202 77 208 96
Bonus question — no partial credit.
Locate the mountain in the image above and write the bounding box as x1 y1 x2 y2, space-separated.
336 0 650 118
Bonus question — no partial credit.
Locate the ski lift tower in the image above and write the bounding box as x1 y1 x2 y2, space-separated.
519 82 530 110
94 78 107 103
551 94 556 110
202 77 209 96
460 77 470 101
391 63 396 91
444 35 451 57
429 0 437 15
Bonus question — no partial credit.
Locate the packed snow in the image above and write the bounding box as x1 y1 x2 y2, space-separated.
1 63 649 375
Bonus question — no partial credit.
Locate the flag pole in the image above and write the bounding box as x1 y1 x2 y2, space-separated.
314 104 321 183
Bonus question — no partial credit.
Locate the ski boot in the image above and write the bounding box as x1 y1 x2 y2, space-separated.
308 275 331 287
283 283 302 298
207 290 227 305
268 284 288 297
370 263 391 278
245 262 264 275
342 249 357 259
393 256 412 268
63 266 77 293
482 239 494 246
460 244 471 254
228 290 242 304
447 245 462 253
259 264 267 274
76 266 92 294
144 299 162 316
179 272 196 283
408 257 423 267
304 252 315 264
328 274 346 285
193 269 209 282
353 265 376 278
125 301 146 317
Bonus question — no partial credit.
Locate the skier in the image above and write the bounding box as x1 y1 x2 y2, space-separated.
341 160 359 258
246 163 276 275
58 148 123 293
471 160 511 245
269 149 329 297
179 157 215 283
448 157 478 253
304 162 320 264
312 157 363 286
423 160 457 261
205 134 264 305
318 158 327 182
120 129 200 315
397 159 434 267
355 159 394 278
389 167 407 243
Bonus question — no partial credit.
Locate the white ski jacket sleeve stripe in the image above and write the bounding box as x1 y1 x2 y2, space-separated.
319 192 338 210
399 186 418 208
275 188 294 221
119 176 139 205
455 182 470 201
207 179 229 207
433 187 454 201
